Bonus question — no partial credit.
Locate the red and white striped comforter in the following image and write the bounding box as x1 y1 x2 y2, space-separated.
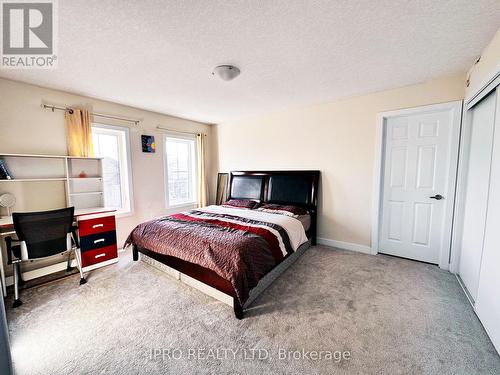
125 205 308 305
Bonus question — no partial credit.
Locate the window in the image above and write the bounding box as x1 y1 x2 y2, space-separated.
92 124 133 215
164 134 197 207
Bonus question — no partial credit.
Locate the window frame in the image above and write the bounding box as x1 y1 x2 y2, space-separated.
163 132 198 209
91 123 134 217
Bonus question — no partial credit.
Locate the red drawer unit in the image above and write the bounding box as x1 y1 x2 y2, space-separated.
78 215 116 236
77 212 118 271
81 245 118 268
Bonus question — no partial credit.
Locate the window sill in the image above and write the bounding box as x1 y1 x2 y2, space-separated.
165 203 197 212
167 202 197 209
115 210 134 219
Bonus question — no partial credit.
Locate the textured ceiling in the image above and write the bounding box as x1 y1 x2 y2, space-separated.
1 1 499 123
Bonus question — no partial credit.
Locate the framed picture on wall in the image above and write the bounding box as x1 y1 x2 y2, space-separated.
216 173 229 205
141 135 156 153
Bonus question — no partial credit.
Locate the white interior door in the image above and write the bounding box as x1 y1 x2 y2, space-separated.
458 90 497 301
379 102 461 265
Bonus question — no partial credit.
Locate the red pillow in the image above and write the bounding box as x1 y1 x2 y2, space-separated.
256 203 308 217
222 199 259 209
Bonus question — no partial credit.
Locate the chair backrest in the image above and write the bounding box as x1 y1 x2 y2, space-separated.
12 207 75 260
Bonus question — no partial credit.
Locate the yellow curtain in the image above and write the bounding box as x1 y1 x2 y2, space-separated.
196 133 208 207
65 109 94 157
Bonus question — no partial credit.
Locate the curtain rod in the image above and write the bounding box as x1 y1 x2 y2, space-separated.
156 125 205 136
41 104 141 126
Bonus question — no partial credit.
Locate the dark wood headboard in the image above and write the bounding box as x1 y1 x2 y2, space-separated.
228 170 320 245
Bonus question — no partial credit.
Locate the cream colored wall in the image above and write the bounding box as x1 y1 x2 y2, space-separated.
0 78 214 250
466 27 500 99
215 73 466 247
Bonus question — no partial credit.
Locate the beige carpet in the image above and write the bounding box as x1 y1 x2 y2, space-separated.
5 246 500 375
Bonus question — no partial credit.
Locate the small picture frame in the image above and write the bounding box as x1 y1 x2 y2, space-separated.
141 135 156 153
216 173 229 205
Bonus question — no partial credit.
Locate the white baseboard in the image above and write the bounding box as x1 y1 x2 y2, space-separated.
317 237 373 255
5 259 78 287
456 274 475 308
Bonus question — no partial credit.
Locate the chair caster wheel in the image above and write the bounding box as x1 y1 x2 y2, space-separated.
13 299 22 308
79 278 87 285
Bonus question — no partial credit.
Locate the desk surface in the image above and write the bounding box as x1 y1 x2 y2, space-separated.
0 207 116 228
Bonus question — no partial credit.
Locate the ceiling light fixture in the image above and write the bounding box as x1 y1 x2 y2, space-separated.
212 65 240 81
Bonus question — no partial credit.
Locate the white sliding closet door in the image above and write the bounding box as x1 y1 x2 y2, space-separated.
475 86 500 353
458 91 497 301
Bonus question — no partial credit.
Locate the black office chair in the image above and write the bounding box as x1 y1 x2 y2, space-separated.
5 207 86 308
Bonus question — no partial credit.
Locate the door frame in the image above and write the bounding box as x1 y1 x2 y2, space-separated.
371 101 463 269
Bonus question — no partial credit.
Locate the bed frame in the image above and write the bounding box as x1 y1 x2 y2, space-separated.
132 170 320 319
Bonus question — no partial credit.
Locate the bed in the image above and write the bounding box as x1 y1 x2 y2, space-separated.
126 170 320 319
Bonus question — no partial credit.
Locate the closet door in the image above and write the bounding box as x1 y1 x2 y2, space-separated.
458 90 497 301
475 86 500 353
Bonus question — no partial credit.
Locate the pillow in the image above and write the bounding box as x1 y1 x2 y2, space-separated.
222 199 259 209
256 203 308 218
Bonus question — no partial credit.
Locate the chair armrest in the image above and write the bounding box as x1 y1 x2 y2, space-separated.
5 236 21 265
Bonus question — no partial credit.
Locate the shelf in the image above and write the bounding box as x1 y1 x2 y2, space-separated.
74 207 116 216
0 178 66 182
0 153 105 214
67 156 102 160
0 153 102 160
0 153 66 159
70 191 103 196
1 177 102 182
69 177 102 180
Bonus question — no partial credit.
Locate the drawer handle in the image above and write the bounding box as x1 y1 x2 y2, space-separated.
92 224 104 228
95 253 106 259
94 238 105 244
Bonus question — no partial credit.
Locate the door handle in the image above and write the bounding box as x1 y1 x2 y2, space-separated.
429 194 444 200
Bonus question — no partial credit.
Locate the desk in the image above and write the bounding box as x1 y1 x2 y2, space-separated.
0 207 117 297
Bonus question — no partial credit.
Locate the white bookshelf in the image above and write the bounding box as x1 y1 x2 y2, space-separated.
67 156 104 209
0 153 104 212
